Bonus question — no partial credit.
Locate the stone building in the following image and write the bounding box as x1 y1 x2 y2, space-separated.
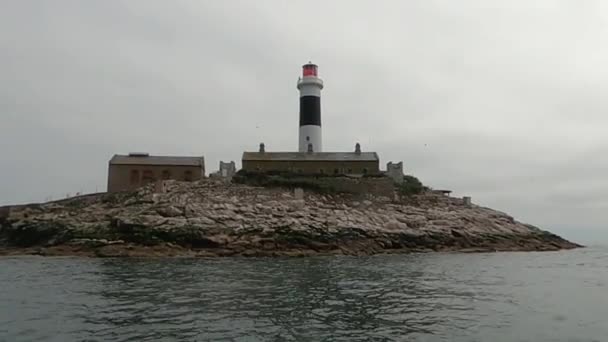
241 143 380 175
209 161 236 180
386 161 404 184
107 153 205 192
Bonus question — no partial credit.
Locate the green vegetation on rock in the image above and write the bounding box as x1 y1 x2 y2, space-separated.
398 175 425 196
233 170 341 194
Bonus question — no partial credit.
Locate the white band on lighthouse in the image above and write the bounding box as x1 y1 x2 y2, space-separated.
297 77 323 97
299 125 322 153
298 63 323 152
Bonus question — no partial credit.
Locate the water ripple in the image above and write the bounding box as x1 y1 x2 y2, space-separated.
1 249 607 341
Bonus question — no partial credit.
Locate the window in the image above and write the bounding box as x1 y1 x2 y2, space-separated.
334 168 339 175
130 170 140 185
161 170 171 180
319 168 325 174
142 170 154 184
184 170 193 181
347 168 353 174
363 168 368 174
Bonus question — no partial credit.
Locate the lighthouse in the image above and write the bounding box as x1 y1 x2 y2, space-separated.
297 63 324 152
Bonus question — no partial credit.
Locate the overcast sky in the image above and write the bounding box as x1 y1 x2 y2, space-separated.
1 1 607 243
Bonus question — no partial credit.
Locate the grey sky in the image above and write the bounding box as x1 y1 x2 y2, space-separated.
1 1 607 243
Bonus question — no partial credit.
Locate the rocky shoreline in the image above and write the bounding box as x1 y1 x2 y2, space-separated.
0 179 581 257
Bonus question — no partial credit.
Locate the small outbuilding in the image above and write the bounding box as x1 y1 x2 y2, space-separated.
107 153 205 193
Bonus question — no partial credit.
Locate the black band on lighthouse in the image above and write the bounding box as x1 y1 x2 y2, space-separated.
299 96 321 126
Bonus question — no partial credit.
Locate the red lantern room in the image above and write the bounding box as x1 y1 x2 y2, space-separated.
302 63 318 77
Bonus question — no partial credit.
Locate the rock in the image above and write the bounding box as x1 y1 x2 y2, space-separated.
69 238 109 248
157 206 183 217
187 217 215 226
238 205 254 213
384 220 408 231
224 203 237 211
288 200 305 211
271 210 285 217
294 188 304 200
123 198 138 206
0 179 581 257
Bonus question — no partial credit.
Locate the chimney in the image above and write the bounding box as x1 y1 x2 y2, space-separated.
259 143 265 153
355 143 361 154
307 143 313 153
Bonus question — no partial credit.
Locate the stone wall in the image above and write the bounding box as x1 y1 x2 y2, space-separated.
234 172 396 198
386 161 404 184
310 176 395 197
210 161 237 180
219 161 236 178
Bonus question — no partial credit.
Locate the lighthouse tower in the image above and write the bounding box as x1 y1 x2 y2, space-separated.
297 63 324 152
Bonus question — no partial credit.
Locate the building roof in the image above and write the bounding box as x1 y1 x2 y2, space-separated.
242 152 379 162
109 154 204 166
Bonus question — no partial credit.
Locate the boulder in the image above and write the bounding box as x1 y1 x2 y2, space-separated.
157 206 183 217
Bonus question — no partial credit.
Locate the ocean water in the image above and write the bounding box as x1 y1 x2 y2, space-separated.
0 248 606 342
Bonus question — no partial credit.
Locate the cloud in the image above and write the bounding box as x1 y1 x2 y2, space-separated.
1 0 606 241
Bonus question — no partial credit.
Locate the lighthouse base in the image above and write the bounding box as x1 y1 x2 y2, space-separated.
298 125 322 152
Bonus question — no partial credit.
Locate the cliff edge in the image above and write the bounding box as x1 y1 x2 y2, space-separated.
0 179 581 257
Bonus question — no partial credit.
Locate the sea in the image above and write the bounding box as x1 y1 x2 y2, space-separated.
0 247 606 342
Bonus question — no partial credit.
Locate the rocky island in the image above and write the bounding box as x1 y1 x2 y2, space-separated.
0 177 580 257
0 61 582 257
